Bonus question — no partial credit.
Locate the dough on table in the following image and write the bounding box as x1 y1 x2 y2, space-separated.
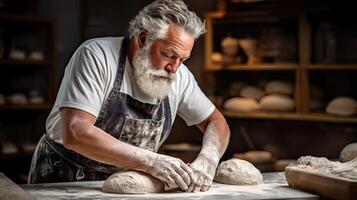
214 158 263 185
287 156 357 180
102 170 164 194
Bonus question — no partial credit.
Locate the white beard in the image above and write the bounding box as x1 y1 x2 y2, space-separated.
132 43 175 99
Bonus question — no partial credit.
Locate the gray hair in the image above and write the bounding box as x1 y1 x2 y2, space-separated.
128 0 205 42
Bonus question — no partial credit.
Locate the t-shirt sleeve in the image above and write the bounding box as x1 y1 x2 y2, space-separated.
57 47 108 117
177 67 215 126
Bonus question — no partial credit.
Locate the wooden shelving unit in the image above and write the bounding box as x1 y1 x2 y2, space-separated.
204 2 357 124
0 11 57 162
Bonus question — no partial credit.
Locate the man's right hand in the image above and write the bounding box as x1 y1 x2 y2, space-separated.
146 153 195 191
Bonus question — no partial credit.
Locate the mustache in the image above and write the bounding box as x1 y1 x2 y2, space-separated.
149 69 175 80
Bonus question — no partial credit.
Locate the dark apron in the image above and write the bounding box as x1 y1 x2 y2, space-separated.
28 37 172 183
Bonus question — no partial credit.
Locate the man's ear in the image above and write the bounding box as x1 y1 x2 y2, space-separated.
138 32 147 48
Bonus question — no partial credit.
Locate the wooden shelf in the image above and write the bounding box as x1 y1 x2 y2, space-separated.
0 59 49 66
304 64 357 70
0 104 52 111
205 63 299 71
222 110 357 123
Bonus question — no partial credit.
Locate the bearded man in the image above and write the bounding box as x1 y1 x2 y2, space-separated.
28 0 230 193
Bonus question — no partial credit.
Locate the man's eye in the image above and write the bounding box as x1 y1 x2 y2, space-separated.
162 51 171 58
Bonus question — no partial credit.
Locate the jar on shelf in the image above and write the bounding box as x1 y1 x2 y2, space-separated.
221 36 239 62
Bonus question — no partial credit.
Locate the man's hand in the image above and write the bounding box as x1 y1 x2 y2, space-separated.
146 153 195 191
187 109 230 192
187 155 218 192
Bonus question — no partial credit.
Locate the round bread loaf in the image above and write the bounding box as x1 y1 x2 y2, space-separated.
260 94 295 111
239 86 265 100
340 143 357 162
265 80 294 96
224 97 260 113
326 96 357 116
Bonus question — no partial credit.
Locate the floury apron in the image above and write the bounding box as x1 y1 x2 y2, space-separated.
28 37 172 183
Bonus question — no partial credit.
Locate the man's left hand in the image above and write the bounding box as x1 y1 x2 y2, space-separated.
186 155 218 192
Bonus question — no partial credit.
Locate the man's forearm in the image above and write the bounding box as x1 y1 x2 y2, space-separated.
63 119 154 172
198 110 230 164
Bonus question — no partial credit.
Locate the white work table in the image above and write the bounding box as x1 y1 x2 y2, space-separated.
18 172 319 200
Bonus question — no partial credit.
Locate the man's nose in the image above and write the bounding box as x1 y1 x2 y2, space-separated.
165 59 180 73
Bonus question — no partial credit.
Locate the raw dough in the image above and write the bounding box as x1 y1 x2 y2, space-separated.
288 156 357 180
214 158 263 185
326 96 357 116
102 170 164 194
260 94 295 111
340 143 357 162
239 86 265 100
223 97 260 113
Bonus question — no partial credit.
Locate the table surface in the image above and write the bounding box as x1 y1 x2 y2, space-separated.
21 172 319 200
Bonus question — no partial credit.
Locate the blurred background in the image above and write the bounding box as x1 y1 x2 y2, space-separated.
0 0 356 184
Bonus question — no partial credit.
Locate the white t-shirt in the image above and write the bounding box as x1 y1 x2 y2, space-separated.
46 37 215 143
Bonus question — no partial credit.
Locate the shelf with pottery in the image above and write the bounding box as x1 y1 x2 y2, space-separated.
203 7 357 123
0 10 57 180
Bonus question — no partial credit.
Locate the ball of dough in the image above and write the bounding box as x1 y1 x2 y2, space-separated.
260 94 295 111
239 86 265 100
326 96 357 116
223 97 260 113
102 171 164 194
214 158 263 185
340 143 357 162
265 80 294 96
